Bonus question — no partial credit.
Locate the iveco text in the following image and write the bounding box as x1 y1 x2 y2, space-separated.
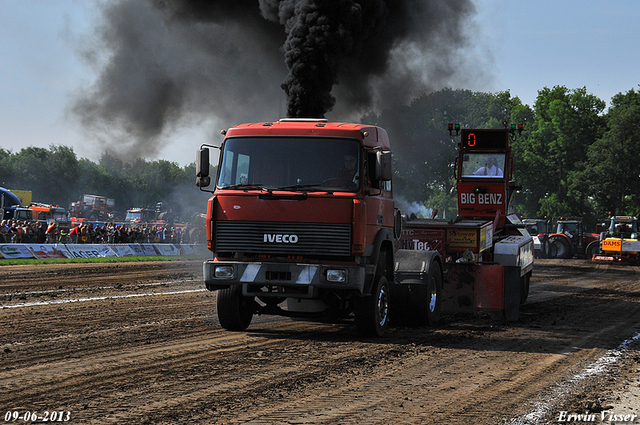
263 234 299 243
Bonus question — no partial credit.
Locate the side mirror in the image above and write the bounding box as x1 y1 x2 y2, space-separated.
376 151 392 181
196 148 211 188
196 176 211 188
394 208 402 239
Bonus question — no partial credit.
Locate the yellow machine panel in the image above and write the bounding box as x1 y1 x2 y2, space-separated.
602 238 622 252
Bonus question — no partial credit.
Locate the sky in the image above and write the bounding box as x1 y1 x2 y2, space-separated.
1 0 639 168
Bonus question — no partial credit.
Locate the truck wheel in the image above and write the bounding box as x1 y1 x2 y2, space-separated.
549 235 572 259
217 286 254 331
355 276 390 337
426 261 442 326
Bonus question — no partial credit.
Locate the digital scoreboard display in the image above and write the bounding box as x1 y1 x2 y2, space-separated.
460 129 508 149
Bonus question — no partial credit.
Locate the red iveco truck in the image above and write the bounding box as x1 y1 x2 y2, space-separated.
196 119 533 336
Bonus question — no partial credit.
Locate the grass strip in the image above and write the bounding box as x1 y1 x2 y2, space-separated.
0 255 205 266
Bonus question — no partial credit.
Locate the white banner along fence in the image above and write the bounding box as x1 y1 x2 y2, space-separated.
0 243 209 260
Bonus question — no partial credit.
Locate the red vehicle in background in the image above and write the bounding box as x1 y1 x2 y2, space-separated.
12 202 70 231
69 194 124 223
546 218 600 259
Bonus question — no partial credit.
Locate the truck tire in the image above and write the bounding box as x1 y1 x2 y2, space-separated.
549 235 572 259
425 261 442 326
355 275 390 337
217 286 254 331
390 252 442 327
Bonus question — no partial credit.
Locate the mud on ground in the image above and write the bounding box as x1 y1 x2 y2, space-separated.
1 259 639 424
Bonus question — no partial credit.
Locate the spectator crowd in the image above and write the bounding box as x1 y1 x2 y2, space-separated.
0 220 195 245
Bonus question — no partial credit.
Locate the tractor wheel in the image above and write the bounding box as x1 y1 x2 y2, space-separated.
586 241 600 259
217 286 254 331
355 275 390 337
549 235 572 259
546 241 557 258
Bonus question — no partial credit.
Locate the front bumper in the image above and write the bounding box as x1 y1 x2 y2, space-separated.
203 260 366 295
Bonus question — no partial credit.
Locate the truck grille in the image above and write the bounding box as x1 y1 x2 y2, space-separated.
215 221 351 256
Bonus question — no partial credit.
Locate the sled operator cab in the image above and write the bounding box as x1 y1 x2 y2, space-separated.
453 123 523 234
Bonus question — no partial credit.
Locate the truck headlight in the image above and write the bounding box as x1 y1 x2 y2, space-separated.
326 269 347 283
214 265 234 279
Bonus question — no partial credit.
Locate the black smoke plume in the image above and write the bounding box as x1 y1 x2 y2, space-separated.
70 0 479 160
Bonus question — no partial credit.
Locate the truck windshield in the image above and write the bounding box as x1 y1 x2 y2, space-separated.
610 220 638 233
557 222 578 236
461 153 506 178
217 137 361 191
126 212 141 222
16 210 31 220
52 210 67 222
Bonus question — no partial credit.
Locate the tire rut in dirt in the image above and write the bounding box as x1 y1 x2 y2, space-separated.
2 259 640 424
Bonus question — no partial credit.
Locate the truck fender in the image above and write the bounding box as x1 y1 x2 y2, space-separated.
363 228 395 295
391 249 443 326
393 249 442 284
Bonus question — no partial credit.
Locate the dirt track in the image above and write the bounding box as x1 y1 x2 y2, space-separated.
1 259 639 424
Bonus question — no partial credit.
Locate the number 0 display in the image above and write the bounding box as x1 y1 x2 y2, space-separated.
461 129 508 149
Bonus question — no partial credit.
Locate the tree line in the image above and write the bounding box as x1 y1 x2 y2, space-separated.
0 148 212 222
2 85 639 230
366 85 640 230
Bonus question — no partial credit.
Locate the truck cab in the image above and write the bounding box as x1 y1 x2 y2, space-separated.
13 207 33 222
196 119 410 336
125 208 156 225
0 187 23 220
455 128 518 233
29 203 69 226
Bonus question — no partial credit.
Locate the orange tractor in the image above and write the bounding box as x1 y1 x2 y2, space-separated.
546 218 600 259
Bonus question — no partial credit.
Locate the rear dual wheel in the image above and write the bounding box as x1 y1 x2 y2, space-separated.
388 257 442 327
425 262 442 326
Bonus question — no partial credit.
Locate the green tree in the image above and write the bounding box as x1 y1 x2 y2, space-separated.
0 148 15 188
517 86 606 220
135 159 187 208
363 88 528 216
0 144 209 219
47 145 79 206
575 88 640 216
8 147 50 202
